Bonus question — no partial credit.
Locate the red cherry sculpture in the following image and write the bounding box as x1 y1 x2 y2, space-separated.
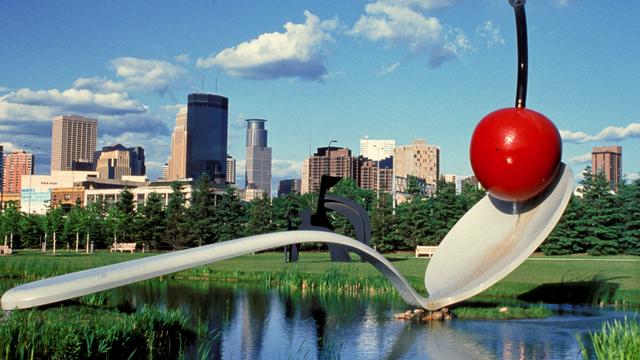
470 107 562 202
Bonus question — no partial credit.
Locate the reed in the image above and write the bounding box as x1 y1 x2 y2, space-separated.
579 317 640 360
0 305 195 360
451 303 552 320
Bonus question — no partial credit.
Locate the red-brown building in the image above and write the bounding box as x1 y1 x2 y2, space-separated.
592 146 622 192
2 151 34 193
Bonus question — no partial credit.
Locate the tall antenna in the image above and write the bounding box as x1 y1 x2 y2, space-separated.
201 75 205 92
215 77 219 93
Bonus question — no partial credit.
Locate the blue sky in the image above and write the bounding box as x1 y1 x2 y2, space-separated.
1 0 638 184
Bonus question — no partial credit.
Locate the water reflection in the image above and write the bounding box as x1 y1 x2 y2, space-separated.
1 279 632 359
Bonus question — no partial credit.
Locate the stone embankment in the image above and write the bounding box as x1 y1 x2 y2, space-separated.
394 308 453 322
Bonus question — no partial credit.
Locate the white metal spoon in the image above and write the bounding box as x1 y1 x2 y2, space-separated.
1 164 573 311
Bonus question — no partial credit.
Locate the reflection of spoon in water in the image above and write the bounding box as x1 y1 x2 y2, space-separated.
1 0 572 311
1 164 572 311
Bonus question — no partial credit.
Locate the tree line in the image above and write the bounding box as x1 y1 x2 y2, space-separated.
1 168 638 255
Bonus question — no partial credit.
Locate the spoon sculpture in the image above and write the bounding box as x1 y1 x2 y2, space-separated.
1 0 573 311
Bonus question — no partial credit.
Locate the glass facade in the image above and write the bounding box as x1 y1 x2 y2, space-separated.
186 93 229 183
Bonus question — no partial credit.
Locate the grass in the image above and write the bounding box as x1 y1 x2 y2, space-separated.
2 249 639 307
0 305 195 360
579 317 640 360
451 303 552 320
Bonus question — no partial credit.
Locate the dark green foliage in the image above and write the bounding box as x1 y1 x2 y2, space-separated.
618 179 640 255
542 195 582 255
134 192 166 249
423 179 466 245
164 182 188 250
0 305 194 360
0 201 22 248
18 214 45 248
370 192 396 252
212 187 246 242
245 195 274 236
185 174 217 247
577 167 624 255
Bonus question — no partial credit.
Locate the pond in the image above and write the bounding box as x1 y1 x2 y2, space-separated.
97 280 629 360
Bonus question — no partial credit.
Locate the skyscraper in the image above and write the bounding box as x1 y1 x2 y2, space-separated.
51 115 97 171
245 119 272 196
95 144 145 180
360 138 395 161
226 154 236 184
393 139 440 203
592 145 622 192
277 179 301 197
167 94 229 183
2 151 34 193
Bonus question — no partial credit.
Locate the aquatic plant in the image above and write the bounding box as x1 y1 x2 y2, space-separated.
579 317 640 360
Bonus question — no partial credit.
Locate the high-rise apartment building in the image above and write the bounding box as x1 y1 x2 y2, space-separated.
167 94 228 183
95 144 145 180
393 139 440 203
357 156 393 193
51 115 97 171
301 147 356 194
245 119 272 196
592 145 622 192
2 151 34 193
360 138 395 161
0 145 3 192
277 179 301 197
226 155 236 184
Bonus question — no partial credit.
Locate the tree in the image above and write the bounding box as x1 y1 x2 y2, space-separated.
45 205 65 254
459 182 486 211
0 201 22 248
424 179 466 245
577 167 623 255
115 188 135 243
542 195 581 255
186 174 217 246
64 200 87 252
212 187 246 242
134 192 166 249
164 182 188 250
370 192 396 252
19 214 45 248
245 195 273 236
618 178 640 255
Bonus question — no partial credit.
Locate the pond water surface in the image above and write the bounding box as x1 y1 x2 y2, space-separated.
102 280 630 360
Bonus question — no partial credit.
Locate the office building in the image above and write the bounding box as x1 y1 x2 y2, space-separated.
277 179 301 197
226 155 236 184
245 119 272 196
167 94 228 183
0 145 3 192
2 151 34 193
301 147 356 194
360 138 395 161
21 171 98 214
592 145 622 192
95 144 145 180
51 115 97 171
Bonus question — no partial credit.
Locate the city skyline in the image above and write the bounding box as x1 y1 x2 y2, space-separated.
1 1 638 185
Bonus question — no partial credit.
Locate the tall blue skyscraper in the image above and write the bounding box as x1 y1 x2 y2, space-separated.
185 93 229 183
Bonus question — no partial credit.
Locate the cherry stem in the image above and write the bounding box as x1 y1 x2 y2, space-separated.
510 0 528 108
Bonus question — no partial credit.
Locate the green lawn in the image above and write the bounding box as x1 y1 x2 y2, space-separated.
1 249 638 306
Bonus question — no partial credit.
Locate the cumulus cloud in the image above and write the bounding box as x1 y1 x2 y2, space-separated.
476 21 504 48
348 0 467 67
74 57 186 95
552 0 572 8
272 159 302 178
628 173 640 182
568 153 591 166
197 11 336 81
378 62 401 75
0 86 10 93
174 54 190 63
561 123 640 143
99 114 170 137
3 88 145 116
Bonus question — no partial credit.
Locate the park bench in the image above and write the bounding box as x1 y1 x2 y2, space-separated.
415 245 438 258
110 243 136 253
0 245 12 255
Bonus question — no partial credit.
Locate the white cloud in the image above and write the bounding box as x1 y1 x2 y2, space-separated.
561 123 640 143
0 86 10 93
476 21 504 48
197 11 336 80
272 159 302 178
174 54 190 63
552 0 572 8
74 57 187 95
3 88 145 116
378 62 401 75
348 1 467 67
568 152 591 166
628 173 640 182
